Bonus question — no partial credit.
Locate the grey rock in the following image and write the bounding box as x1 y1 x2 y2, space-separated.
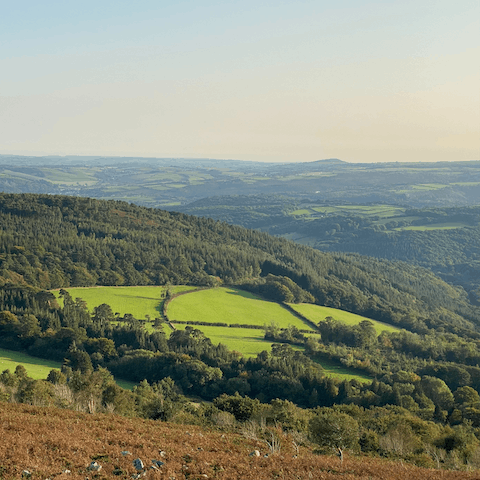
133 458 144 471
87 462 102 471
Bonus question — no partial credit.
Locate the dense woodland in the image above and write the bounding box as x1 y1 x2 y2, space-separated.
2 193 480 468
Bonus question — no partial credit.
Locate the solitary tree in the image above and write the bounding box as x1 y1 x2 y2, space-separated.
309 410 359 451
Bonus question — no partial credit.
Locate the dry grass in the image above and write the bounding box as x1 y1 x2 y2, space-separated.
0 402 477 479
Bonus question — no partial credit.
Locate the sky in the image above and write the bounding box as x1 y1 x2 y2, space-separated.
1 0 479 163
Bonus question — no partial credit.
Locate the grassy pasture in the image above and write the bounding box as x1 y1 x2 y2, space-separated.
41 168 97 185
290 304 400 335
396 223 466 231
0 347 61 380
310 204 405 219
167 287 316 331
291 209 312 216
0 348 136 389
53 285 196 318
313 357 371 383
175 324 271 357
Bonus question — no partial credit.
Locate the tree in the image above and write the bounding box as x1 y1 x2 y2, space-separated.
46 369 66 385
92 303 115 325
18 314 41 338
421 376 454 411
309 409 359 450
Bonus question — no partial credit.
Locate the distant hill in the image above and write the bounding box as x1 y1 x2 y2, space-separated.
0 155 479 208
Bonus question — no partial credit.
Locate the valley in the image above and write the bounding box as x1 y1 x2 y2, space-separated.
1 190 480 471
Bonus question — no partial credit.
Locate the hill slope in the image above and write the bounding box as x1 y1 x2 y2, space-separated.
0 402 476 480
0 193 478 336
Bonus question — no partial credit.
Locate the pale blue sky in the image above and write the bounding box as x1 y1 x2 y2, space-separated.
1 1 479 162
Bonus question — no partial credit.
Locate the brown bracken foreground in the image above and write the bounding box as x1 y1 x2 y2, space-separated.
0 403 477 480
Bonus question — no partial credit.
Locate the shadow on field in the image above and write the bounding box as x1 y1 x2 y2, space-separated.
224 289 263 300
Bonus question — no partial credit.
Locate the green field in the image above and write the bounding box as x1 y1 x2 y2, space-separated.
396 223 466 231
290 304 400 335
41 167 98 185
313 357 371 383
53 285 196 318
175 324 271 357
0 348 61 380
291 209 312 216
0 348 135 389
167 287 315 331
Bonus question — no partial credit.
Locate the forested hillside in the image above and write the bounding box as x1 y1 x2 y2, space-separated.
0 193 478 336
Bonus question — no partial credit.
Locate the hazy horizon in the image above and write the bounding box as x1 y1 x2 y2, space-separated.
1 1 479 163
0 152 479 165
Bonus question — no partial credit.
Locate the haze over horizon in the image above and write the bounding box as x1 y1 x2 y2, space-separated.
1 1 479 164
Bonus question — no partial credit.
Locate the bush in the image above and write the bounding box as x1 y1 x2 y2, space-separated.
214 392 261 422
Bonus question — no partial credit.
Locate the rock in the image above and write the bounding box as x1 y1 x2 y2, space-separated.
249 450 260 457
133 458 144 471
21 471 32 478
152 459 165 468
121 451 132 456
158 450 167 458
87 461 102 471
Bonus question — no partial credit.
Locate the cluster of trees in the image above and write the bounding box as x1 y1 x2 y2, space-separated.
240 274 315 304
